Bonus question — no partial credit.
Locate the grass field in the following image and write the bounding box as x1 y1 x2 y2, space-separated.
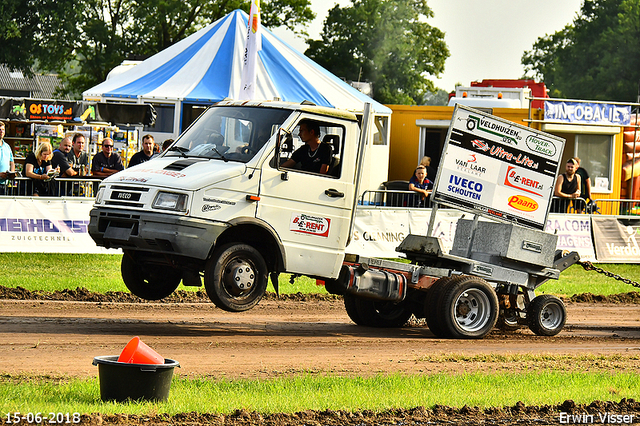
1 370 639 415
1 254 639 416
0 253 638 297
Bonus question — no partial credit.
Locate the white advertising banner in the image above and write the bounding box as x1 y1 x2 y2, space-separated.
433 105 565 230
0 198 608 264
591 217 640 263
545 214 596 262
349 208 597 261
0 198 117 253
407 209 464 254
347 209 410 257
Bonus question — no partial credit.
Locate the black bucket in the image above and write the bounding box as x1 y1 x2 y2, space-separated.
92 355 180 402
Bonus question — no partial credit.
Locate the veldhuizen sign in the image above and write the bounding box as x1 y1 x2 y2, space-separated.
432 105 566 230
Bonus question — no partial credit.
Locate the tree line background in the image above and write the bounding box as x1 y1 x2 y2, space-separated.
1 0 638 104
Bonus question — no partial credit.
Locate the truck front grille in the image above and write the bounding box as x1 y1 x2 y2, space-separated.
106 185 149 208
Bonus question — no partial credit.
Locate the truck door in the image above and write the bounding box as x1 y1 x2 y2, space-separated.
257 116 358 278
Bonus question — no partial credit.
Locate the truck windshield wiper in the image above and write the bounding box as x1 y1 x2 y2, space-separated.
168 146 189 158
211 146 229 162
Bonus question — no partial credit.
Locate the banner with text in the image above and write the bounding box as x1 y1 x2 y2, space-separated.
592 217 640 262
544 100 632 126
348 208 596 261
0 198 117 253
348 209 410 257
0 198 609 263
544 215 596 262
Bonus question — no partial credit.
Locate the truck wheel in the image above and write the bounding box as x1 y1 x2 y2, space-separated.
438 276 498 339
424 277 452 338
354 298 413 328
496 294 521 331
121 252 181 300
527 295 566 336
344 294 366 325
204 243 268 312
496 313 520 331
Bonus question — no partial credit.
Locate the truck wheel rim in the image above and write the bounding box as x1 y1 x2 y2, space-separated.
540 302 563 330
223 258 255 296
454 289 490 333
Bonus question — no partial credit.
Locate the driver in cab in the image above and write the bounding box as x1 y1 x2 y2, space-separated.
281 119 331 174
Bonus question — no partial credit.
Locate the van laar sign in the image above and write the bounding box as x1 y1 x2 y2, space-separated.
544 100 631 126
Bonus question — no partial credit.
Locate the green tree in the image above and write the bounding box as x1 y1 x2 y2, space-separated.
522 0 640 102
2 0 313 98
421 88 450 106
0 0 81 76
131 0 314 55
305 0 449 105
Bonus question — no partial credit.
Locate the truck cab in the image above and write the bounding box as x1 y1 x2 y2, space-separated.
89 100 363 311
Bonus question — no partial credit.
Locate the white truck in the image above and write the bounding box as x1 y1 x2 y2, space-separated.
89 100 579 339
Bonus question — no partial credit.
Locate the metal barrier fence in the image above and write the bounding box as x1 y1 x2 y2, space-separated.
551 197 640 216
360 190 640 217
1 177 100 198
359 190 434 208
2 182 640 216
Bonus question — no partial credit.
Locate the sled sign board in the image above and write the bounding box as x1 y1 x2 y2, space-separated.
432 105 565 230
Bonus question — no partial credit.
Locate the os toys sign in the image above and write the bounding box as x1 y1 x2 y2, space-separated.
433 105 565 230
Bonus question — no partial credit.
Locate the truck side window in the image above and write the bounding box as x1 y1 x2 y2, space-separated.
277 120 345 178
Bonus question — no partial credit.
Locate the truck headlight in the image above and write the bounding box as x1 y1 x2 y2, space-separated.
95 187 105 204
152 192 188 212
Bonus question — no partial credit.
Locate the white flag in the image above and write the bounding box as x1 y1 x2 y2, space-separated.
239 0 262 100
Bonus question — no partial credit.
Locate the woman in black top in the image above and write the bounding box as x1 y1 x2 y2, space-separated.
25 141 55 196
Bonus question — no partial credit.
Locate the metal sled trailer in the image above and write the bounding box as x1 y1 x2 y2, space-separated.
327 218 580 339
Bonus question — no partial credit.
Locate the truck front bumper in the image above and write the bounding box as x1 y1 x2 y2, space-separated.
89 207 229 260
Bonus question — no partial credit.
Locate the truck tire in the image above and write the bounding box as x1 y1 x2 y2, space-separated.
527 295 566 336
496 313 520 331
438 275 498 339
424 276 452 338
343 294 366 325
496 294 521 331
354 298 413 328
121 251 182 300
204 243 268 312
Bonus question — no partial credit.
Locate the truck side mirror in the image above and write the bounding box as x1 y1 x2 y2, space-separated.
273 129 292 170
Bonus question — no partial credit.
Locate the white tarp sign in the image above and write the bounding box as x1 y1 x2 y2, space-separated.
545 214 596 262
349 208 597 261
0 198 608 264
0 198 117 253
433 105 565 230
407 209 465 254
591 217 640 263
347 209 410 257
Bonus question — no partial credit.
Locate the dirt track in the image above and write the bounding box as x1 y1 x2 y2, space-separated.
2 298 640 379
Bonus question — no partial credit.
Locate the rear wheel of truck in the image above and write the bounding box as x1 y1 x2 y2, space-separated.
343 294 366 325
121 251 182 300
527 295 566 336
204 243 268 312
438 276 498 339
353 298 413 328
424 276 452 338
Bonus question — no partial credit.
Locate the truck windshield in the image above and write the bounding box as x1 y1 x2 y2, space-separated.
166 106 291 163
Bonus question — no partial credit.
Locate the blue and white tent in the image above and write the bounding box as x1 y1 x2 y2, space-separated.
83 9 391 117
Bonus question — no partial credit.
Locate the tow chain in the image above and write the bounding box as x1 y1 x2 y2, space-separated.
579 260 640 289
